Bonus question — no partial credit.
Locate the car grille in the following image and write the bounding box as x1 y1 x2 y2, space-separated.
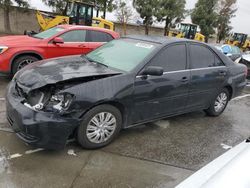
7 115 14 127
17 132 39 143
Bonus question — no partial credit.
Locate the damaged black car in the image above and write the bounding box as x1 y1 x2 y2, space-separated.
6 36 247 150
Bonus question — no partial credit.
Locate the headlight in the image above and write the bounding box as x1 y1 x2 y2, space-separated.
49 93 74 112
0 46 8 54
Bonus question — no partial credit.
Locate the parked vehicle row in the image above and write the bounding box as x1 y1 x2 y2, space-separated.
0 25 119 75
214 44 242 61
6 36 247 149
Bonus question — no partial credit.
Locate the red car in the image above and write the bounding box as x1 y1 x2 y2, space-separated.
0 25 119 75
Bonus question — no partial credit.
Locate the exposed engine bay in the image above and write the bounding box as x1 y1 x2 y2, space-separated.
14 75 115 113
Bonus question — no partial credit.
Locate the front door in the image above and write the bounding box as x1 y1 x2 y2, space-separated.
46 29 90 58
132 43 190 124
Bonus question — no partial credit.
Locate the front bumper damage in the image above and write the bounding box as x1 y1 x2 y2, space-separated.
6 81 80 150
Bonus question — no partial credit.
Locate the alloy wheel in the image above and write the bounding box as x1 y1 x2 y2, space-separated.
17 59 34 71
214 92 228 112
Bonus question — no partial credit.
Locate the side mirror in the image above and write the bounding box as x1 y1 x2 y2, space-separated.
53 37 64 44
142 66 164 76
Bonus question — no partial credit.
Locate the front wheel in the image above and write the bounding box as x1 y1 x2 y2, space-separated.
205 88 230 116
12 55 39 74
77 105 122 149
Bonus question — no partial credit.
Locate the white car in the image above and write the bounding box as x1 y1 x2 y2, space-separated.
176 139 250 188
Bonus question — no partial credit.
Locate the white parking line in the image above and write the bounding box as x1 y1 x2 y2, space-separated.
9 153 23 159
25 148 44 154
0 128 14 133
232 94 250 101
0 98 5 101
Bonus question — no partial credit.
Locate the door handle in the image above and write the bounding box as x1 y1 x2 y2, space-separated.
181 76 189 82
78 44 86 47
219 71 227 76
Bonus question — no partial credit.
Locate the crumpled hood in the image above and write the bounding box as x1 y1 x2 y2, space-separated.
0 35 41 46
15 55 122 92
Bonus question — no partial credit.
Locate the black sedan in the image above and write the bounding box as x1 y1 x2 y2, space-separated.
6 36 247 150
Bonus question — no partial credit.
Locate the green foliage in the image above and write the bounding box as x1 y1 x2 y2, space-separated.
97 0 117 18
155 0 186 35
41 0 68 13
216 0 237 43
133 0 157 35
42 0 116 18
191 0 218 42
0 0 29 8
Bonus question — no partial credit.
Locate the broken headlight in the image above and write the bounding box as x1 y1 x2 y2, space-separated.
48 93 74 112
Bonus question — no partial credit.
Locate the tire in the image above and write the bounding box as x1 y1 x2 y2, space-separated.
205 88 230 117
77 104 122 149
12 55 39 74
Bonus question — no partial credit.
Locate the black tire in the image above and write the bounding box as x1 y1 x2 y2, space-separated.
12 55 39 74
77 104 122 149
205 88 230 117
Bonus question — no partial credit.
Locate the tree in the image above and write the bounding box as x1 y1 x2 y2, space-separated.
216 0 237 43
155 0 186 36
115 0 133 35
0 0 29 33
133 0 157 35
97 0 117 19
191 0 218 42
42 0 116 18
41 0 67 13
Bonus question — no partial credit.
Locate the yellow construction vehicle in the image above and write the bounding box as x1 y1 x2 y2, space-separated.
36 1 114 31
168 23 205 42
225 33 250 51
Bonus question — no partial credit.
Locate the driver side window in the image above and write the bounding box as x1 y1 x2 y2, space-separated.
149 44 187 72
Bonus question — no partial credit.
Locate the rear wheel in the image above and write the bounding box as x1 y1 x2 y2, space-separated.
12 55 39 74
205 88 230 116
77 105 122 149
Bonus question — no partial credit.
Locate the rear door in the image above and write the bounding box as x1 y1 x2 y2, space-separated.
85 30 114 53
46 29 88 58
187 43 228 110
132 43 190 123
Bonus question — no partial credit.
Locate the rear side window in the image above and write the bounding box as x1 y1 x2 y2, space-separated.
190 44 224 68
87 30 114 42
59 30 86 42
150 44 187 72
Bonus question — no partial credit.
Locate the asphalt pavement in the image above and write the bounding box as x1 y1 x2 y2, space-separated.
0 77 250 188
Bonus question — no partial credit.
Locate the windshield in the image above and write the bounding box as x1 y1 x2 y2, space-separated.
86 39 158 72
33 27 65 39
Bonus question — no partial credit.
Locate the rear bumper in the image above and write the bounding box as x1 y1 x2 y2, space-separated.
6 81 80 150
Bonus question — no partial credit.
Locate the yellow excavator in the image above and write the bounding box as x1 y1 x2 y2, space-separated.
225 33 250 51
168 23 205 42
36 0 114 31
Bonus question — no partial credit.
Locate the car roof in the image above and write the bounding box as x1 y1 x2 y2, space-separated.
58 25 118 36
124 35 199 45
